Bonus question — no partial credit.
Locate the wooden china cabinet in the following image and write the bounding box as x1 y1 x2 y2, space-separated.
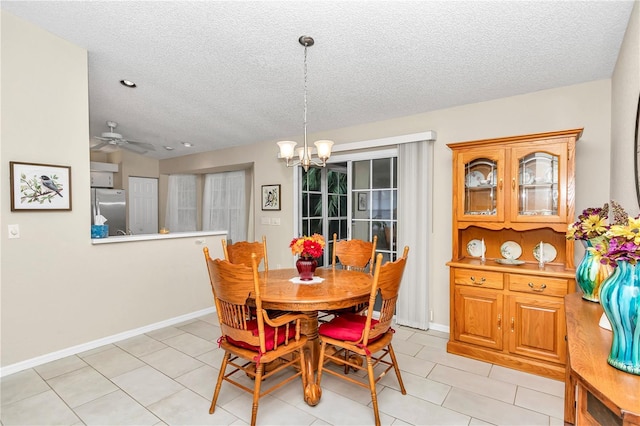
446 129 582 380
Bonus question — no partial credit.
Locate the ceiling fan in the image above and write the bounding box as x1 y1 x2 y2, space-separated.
91 121 155 154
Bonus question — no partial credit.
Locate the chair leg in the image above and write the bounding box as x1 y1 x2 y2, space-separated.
365 355 381 426
316 341 327 386
250 362 264 426
299 347 307 391
387 343 406 394
210 351 230 414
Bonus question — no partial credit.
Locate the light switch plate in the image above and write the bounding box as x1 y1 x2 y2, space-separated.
8 224 20 239
261 217 271 225
271 218 281 226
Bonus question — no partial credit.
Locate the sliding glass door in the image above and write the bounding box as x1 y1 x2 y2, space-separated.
298 153 398 266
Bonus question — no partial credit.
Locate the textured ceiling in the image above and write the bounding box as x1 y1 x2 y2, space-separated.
1 1 635 159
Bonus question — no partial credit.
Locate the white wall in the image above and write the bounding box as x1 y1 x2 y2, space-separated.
611 0 640 217
1 11 221 369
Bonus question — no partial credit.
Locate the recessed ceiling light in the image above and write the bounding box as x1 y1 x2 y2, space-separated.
120 79 137 88
164 146 174 150
181 142 193 147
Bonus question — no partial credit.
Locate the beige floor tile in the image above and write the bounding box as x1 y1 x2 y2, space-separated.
111 366 184 406
78 343 116 358
489 364 564 397
443 387 550 425
175 364 244 407
296 388 395 425
140 347 204 378
146 326 185 341
390 338 425 357
116 334 168 357
223 392 317 425
314 369 378 405
73 389 160 425
163 331 217 357
380 371 451 405
148 388 239 425
515 386 564 419
428 364 516 403
0 389 81 425
197 347 227 367
406 332 448 350
34 355 88 380
392 326 416 341
416 345 493 376
82 346 145 378
198 312 220 325
0 368 50 406
469 418 493 425
376 386 471 425
394 351 436 377
178 319 221 341
47 366 118 408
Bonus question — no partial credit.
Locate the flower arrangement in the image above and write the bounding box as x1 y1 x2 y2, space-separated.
567 201 640 267
289 234 325 258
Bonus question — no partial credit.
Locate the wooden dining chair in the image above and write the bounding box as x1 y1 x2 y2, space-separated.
319 233 378 323
203 247 308 426
222 235 269 271
317 247 410 426
331 233 378 274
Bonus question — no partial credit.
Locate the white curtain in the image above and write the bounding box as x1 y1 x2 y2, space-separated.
165 174 197 232
202 171 247 242
396 140 433 330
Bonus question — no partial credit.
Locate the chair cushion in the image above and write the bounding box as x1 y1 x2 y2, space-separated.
226 320 297 352
319 313 380 342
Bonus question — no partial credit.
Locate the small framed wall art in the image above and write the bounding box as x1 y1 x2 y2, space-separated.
10 161 72 211
261 184 281 211
358 192 368 211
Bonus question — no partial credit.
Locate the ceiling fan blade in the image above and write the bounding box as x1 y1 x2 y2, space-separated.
90 141 110 150
125 140 156 151
93 136 111 141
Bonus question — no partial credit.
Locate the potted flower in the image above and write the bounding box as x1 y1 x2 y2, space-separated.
566 201 625 301
289 234 325 280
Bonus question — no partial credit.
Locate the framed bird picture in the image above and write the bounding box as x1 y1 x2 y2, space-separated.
10 161 72 211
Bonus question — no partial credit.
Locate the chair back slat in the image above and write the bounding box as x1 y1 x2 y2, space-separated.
362 246 409 344
332 233 378 275
204 247 268 352
222 236 269 271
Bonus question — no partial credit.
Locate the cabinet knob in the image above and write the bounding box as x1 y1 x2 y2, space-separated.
512 178 516 190
470 276 486 285
511 317 515 332
499 178 503 190
527 282 547 292
497 314 502 330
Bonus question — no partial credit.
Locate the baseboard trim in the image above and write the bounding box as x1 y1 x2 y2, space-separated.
0 307 216 378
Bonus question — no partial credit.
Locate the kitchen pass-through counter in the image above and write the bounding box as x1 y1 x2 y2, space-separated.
91 230 226 244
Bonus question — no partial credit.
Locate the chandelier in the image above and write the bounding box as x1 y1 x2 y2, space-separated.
277 36 334 172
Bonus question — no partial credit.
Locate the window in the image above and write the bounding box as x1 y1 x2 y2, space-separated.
202 171 246 242
165 174 197 232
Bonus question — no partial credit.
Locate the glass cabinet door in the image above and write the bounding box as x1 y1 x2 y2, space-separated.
511 144 567 222
458 149 505 222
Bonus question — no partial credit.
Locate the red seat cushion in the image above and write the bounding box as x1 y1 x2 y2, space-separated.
319 313 380 342
225 319 297 352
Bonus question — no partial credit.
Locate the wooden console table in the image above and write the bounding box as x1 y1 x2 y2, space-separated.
564 292 640 425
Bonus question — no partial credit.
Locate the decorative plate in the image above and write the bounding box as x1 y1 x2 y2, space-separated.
495 258 525 265
488 169 497 185
500 241 522 259
466 239 486 258
533 242 557 263
466 170 484 187
544 166 558 184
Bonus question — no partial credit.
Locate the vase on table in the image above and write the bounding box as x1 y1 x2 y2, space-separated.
576 238 613 302
599 260 640 375
296 256 317 281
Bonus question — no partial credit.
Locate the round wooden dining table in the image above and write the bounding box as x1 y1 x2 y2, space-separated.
254 267 373 406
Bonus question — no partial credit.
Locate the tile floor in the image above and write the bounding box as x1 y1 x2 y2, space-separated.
0 313 565 425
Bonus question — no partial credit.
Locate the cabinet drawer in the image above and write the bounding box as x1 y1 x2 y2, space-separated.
454 269 503 289
508 274 568 297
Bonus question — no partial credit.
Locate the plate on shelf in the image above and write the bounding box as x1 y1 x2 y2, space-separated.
544 167 558 184
465 171 484 188
495 258 525 265
500 241 522 259
488 169 497 185
534 242 557 263
466 239 486 257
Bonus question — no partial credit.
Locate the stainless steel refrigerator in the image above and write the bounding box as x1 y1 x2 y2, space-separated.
91 188 126 236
